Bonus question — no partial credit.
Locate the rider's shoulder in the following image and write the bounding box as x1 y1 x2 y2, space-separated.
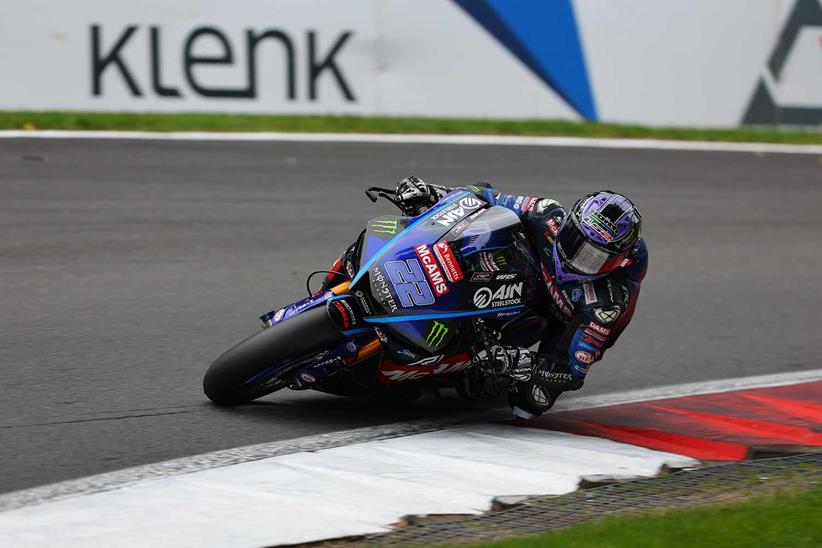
528 198 565 220
624 238 648 283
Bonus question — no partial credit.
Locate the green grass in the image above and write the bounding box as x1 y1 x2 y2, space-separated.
464 485 822 548
1 111 821 144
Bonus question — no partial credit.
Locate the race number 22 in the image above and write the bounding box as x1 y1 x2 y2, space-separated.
384 260 435 307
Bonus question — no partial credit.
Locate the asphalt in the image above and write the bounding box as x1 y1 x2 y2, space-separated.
0 138 820 494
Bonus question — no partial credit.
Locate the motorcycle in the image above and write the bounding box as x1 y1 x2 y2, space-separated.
203 187 551 405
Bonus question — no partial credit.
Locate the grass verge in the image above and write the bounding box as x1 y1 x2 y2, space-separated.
1 111 821 144
465 484 822 548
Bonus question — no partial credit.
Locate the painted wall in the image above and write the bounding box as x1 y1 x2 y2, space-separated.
1 0 819 126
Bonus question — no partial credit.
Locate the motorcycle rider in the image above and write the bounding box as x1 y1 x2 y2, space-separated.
324 176 646 419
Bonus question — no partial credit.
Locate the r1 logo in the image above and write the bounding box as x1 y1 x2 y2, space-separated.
384 260 435 307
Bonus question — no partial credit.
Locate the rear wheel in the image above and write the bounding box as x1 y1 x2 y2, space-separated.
203 306 347 405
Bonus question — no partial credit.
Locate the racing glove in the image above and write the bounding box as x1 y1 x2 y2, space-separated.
394 176 446 214
507 353 583 419
472 345 528 376
508 351 584 394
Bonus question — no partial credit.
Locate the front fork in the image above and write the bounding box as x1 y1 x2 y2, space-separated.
260 281 383 388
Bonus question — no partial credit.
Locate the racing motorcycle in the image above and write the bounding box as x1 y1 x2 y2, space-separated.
203 187 552 405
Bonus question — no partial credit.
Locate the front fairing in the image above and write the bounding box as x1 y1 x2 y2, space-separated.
351 191 543 352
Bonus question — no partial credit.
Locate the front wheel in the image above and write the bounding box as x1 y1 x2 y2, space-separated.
203 306 348 405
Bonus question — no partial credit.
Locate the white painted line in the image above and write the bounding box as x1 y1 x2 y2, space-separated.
0 412 506 512
1 129 821 154
0 425 696 548
1 368 818 513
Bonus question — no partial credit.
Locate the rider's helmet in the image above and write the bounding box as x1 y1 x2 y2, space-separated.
553 190 642 282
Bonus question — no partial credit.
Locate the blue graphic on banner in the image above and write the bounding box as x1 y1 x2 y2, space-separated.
452 0 597 120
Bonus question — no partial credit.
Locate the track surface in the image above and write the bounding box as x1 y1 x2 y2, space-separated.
0 138 819 494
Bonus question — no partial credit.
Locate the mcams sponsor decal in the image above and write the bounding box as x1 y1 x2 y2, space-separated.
431 196 483 227
414 243 448 296
90 25 356 102
472 282 523 309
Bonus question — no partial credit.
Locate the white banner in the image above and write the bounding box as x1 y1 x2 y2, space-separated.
0 0 819 126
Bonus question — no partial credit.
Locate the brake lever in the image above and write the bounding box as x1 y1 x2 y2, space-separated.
365 186 410 213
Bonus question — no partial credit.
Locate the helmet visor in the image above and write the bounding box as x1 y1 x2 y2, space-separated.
556 221 628 276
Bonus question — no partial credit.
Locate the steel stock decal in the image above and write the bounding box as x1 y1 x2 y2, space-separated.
472 282 523 309
431 196 483 227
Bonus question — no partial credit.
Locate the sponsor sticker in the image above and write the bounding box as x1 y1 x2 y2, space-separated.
426 321 449 349
584 282 597 305
594 307 621 324
575 350 594 364
522 197 538 213
332 300 352 328
408 354 444 366
531 385 550 405
431 196 483 227
544 270 573 317
380 353 472 382
582 333 604 347
546 218 560 236
354 290 373 314
414 244 449 296
472 282 523 309
433 241 464 282
369 218 398 235
587 321 611 337
571 288 582 302
471 272 493 282
300 372 316 383
370 265 398 313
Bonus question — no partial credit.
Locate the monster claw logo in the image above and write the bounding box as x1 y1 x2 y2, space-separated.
426 321 449 348
370 219 398 235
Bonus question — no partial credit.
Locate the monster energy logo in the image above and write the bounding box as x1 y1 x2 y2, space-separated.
426 321 448 348
370 219 398 235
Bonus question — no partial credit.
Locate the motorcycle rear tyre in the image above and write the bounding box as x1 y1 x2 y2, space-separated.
203 306 347 405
